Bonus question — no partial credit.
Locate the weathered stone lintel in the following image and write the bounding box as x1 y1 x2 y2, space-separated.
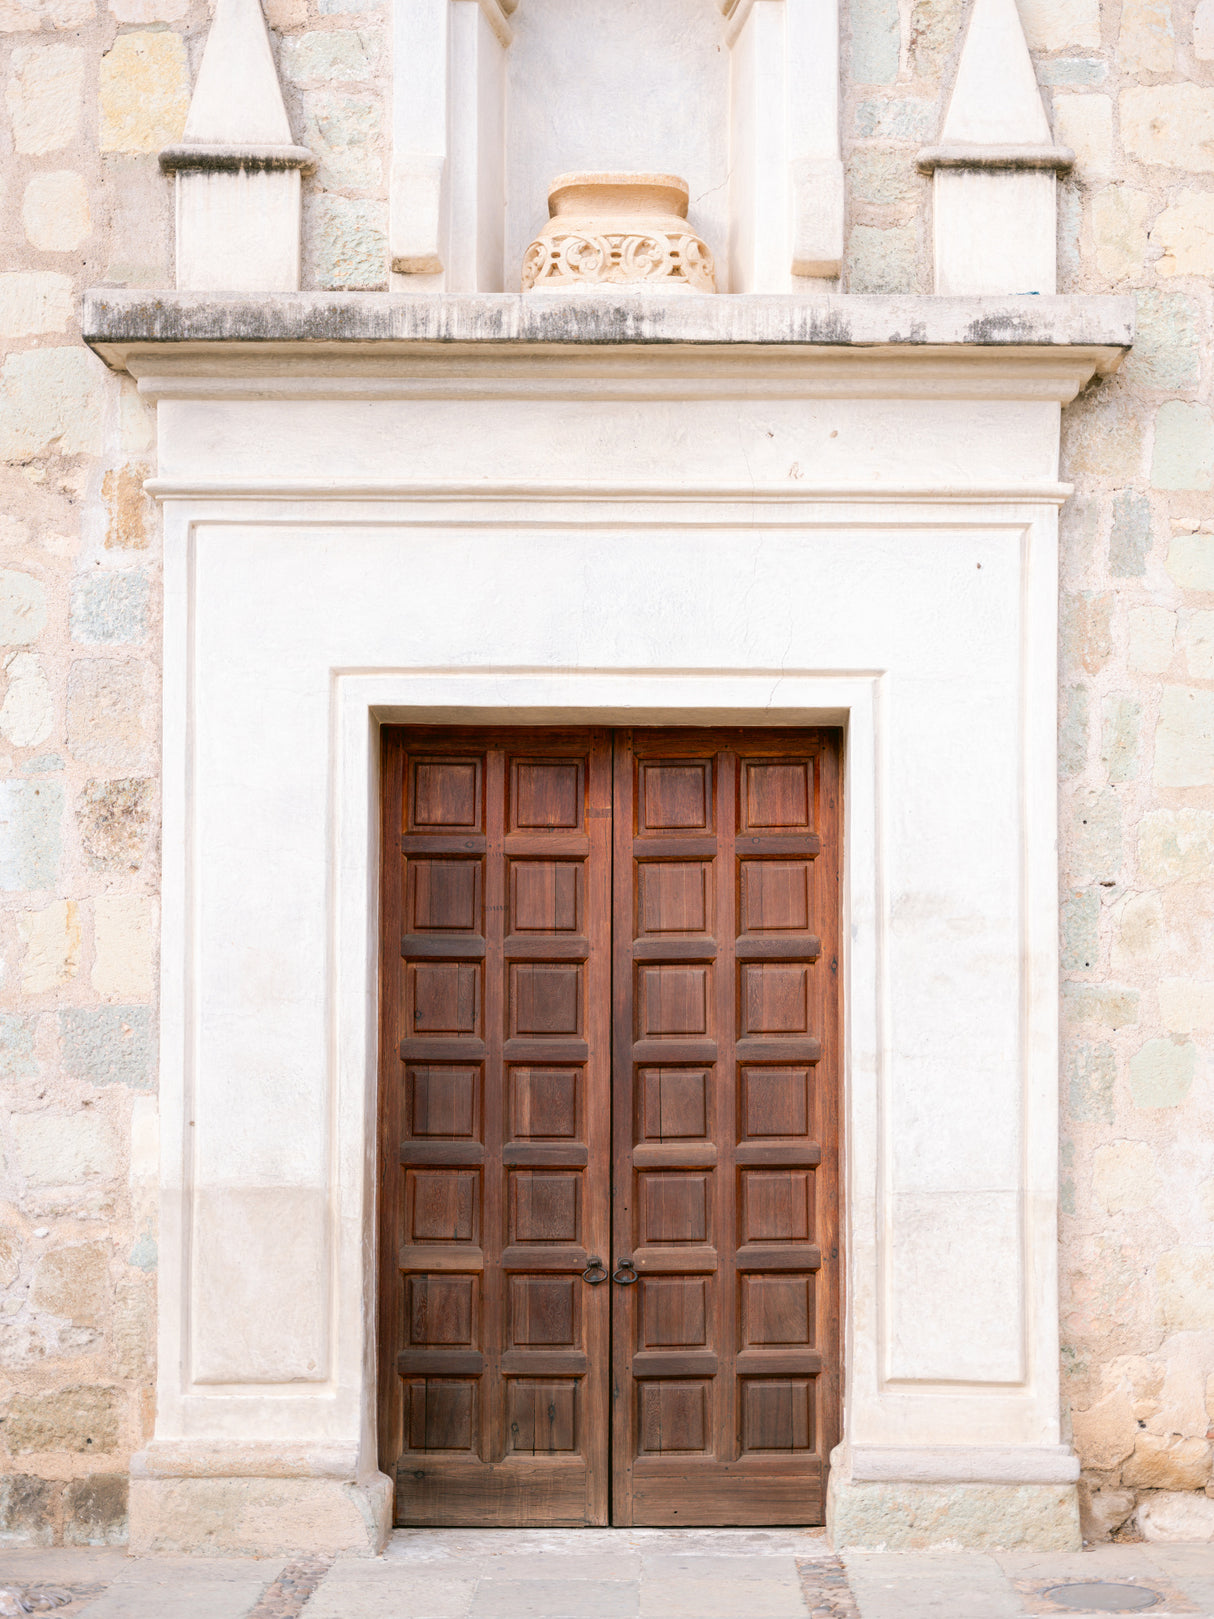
917 144 1075 173
81 289 1133 367
850 1446 1081 1486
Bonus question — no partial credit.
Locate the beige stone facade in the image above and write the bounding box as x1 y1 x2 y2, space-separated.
0 0 1211 1550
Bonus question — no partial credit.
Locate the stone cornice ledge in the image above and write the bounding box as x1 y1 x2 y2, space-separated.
83 290 1133 374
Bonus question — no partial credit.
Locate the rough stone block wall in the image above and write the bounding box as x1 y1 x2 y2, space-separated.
0 0 1209 1547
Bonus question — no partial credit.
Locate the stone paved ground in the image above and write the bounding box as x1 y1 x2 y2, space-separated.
0 1533 1213 1617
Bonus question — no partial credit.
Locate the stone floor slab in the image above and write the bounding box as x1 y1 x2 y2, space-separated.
468 1579 638 1618
304 1571 475 1619
76 1571 276 1619
641 1554 804 1581
639 1575 809 1616
843 1552 1025 1619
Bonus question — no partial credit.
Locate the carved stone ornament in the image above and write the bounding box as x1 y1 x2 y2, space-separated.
522 172 716 294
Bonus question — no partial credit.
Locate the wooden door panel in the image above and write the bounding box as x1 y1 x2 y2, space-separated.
380 728 612 1527
612 728 840 1527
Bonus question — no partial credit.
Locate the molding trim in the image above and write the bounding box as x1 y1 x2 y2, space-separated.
160 143 316 173
917 144 1075 173
848 1446 1080 1486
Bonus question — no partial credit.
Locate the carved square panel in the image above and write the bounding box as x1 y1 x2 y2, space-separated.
637 1382 712 1455
639 1067 711 1141
407 1274 477 1348
407 961 481 1036
638 760 712 833
739 1379 813 1454
637 1171 710 1246
638 965 710 1038
509 1066 581 1141
509 861 582 934
511 758 583 830
639 1277 709 1349
507 1380 578 1454
509 1171 582 1245
406 1169 480 1244
740 759 813 831
637 862 711 935
739 1171 811 1245
739 861 811 934
740 1274 813 1348
509 963 582 1037
404 1379 478 1453
408 859 482 933
739 963 810 1036
409 757 482 831
508 1275 580 1348
739 1067 810 1141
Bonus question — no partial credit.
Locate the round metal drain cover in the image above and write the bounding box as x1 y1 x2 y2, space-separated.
1045 1584 1159 1612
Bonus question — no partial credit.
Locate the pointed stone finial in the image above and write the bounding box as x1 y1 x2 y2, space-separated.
160 0 314 291
918 0 1073 295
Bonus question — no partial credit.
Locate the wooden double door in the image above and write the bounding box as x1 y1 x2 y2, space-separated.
378 727 840 1527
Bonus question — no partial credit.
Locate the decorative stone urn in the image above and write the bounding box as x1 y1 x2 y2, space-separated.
521 172 716 294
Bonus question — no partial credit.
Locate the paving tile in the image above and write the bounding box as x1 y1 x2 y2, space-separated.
305 1568 475 1619
641 1554 803 1581
386 1553 642 1581
994 1549 1172 1580
76 1569 276 1619
469 1578 638 1618
639 1575 809 1617
843 1553 1025 1619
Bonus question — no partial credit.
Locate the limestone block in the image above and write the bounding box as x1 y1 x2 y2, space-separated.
1016 0 1100 51
0 780 63 891
847 223 919 294
1182 610 1214 679
1064 395 1145 483
1063 982 1139 1030
75 778 153 873
1091 186 1152 282
5 44 84 156
265 0 305 23
908 0 966 79
311 195 388 291
1167 534 1214 591
60 1005 153 1089
0 572 46 646
855 98 936 140
0 653 53 749
851 0 900 84
280 29 382 83
300 92 382 190
1137 1490 1214 1542
9 1111 119 1187
1152 190 1214 278
1072 1388 1137 1470
176 170 303 295
1061 888 1098 971
128 1475 392 1556
1129 1037 1196 1109
1067 1040 1116 1124
1110 489 1151 577
65 660 147 770
1126 290 1201 392
69 572 148 645
0 1015 36 1080
1102 696 1140 784
102 466 154 552
933 171 1056 295
0 272 72 339
1154 687 1214 787
1065 788 1121 883
110 0 186 18
1158 977 1214 1031
1060 685 1088 778
1053 96 1113 184
1153 403 1214 492
1118 0 1175 74
827 1478 1081 1551
17 899 80 994
0 348 106 462
1139 808 1214 883
4 1386 120 1454
91 895 154 999
1063 592 1113 673
64 1475 128 1547
30 1241 109 1327
0 1479 56 1549
1092 1140 1160 1216
99 32 189 154
1111 890 1164 969
1128 606 1175 673
849 149 918 206
1078 1484 1136 1542
1123 1434 1212 1490
1121 85 1214 172
1198 0 1214 61
1156 1248 1214 1332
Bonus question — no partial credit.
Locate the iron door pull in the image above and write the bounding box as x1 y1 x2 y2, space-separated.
612 1258 639 1285
581 1256 608 1285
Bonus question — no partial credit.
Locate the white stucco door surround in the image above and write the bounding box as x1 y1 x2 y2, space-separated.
85 290 1131 1555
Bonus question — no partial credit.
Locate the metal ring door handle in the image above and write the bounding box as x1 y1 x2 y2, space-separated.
581 1256 608 1285
612 1259 639 1285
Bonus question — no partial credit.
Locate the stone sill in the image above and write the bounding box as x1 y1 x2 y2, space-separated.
83 289 1133 372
